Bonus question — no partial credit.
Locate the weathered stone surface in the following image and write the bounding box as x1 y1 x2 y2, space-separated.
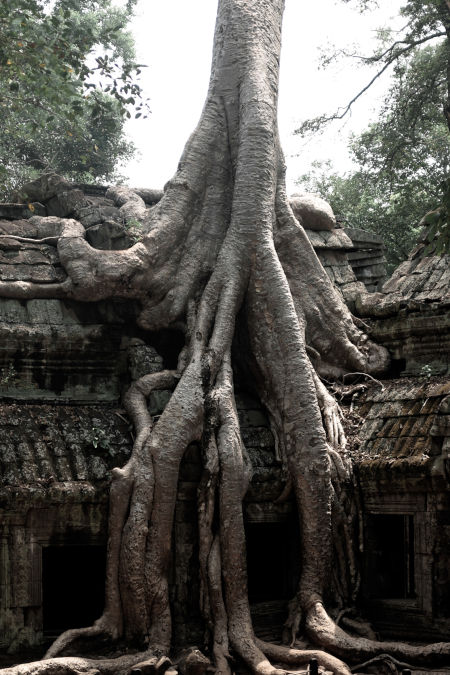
344 227 386 291
348 378 450 477
149 389 173 415
46 189 85 218
0 404 132 494
366 307 450 377
0 226 65 283
358 248 450 318
0 297 134 402
356 242 450 376
0 262 64 283
305 227 353 250
0 234 63 290
241 426 274 448
309 242 367 309
85 220 131 250
345 368 450 640
128 339 165 379
301 221 387 303
0 215 62 239
0 245 59 266
0 203 46 220
75 197 122 229
244 501 292 523
12 174 74 203
290 192 336 231
74 183 108 197
177 648 210 675
345 227 384 247
134 188 164 205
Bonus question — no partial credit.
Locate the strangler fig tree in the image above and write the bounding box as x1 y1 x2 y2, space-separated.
2 1 450 674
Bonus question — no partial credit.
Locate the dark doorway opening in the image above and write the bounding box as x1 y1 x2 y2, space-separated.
364 514 415 599
42 545 106 635
147 329 185 369
245 520 299 604
390 358 406 378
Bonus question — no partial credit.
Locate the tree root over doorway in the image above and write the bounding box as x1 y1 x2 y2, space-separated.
1 1 449 674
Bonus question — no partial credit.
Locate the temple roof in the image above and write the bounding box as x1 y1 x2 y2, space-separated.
358 240 450 318
347 377 450 479
0 403 132 502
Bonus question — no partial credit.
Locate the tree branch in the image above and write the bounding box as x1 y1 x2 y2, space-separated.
355 31 445 63
296 31 446 134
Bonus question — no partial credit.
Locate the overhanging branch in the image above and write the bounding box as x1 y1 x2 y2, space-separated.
296 30 446 135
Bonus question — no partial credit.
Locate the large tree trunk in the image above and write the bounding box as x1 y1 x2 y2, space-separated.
1 1 450 674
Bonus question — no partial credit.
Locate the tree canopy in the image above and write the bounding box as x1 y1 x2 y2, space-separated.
296 0 450 262
0 0 148 197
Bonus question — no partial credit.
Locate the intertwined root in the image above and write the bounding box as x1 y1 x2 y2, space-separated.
2 171 447 675
305 602 450 667
1 652 172 675
1 0 449 670
2 207 449 674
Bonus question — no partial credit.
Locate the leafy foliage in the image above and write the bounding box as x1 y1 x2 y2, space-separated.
297 0 450 264
0 0 148 197
423 177 450 254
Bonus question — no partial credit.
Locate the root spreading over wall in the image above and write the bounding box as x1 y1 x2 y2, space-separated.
1 1 449 674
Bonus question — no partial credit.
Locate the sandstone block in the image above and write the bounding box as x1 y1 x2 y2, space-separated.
13 173 74 203
290 192 336 231
46 189 85 218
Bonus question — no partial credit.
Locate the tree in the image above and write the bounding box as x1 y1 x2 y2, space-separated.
298 0 449 134
0 92 136 195
1 1 450 674
296 0 450 258
0 0 146 198
297 42 450 269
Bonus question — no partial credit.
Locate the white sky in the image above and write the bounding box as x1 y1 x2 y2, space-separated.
123 0 403 193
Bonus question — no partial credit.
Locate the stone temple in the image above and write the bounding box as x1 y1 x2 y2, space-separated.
0 175 449 665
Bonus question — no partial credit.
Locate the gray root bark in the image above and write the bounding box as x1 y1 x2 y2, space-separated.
1 0 449 674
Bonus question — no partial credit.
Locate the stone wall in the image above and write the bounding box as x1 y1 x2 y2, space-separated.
347 381 450 640
358 238 450 377
0 175 448 657
344 227 386 292
0 331 291 652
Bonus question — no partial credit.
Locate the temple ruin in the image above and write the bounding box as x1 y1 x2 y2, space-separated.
0 176 448 667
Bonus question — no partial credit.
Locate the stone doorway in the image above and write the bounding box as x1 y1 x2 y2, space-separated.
364 514 415 600
245 520 299 604
42 545 106 637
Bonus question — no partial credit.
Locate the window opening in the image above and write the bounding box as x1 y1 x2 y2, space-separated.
364 514 415 599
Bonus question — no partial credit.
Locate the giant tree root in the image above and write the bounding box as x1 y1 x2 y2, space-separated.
306 603 450 667
1 0 450 674
255 640 352 675
0 652 172 675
